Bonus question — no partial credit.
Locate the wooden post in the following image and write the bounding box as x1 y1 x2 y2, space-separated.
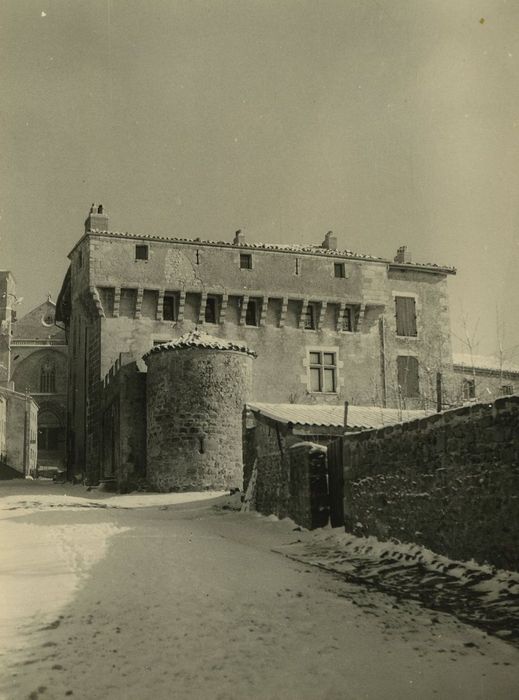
436 372 443 413
343 400 349 432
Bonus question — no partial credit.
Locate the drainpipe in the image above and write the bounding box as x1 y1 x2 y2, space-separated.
379 317 387 408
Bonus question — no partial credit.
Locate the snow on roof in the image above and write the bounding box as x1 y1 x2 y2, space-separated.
143 330 256 361
247 402 429 430
452 353 519 375
73 229 455 273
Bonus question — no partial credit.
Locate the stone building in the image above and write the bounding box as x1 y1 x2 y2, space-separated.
0 270 39 477
10 296 68 471
56 204 457 484
451 353 519 404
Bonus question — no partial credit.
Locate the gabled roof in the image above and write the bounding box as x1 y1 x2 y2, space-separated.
247 402 429 430
143 330 256 362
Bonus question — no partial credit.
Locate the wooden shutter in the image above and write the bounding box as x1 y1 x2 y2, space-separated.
395 296 417 336
397 356 419 397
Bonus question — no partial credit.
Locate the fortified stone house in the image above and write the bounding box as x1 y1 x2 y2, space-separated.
56 205 457 483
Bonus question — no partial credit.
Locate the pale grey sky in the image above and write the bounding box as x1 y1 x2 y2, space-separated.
1 0 518 358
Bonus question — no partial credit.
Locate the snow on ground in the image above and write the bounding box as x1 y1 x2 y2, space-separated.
276 526 519 645
0 486 225 666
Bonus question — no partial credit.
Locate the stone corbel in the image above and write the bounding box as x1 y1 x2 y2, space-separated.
259 297 268 327
239 295 249 325
219 293 228 324
317 301 327 330
113 287 121 318
156 290 165 321
336 302 346 332
135 288 144 319
279 297 288 327
299 299 309 329
198 292 208 324
178 291 186 322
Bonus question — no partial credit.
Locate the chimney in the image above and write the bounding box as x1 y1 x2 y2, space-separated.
394 245 411 264
233 229 245 245
321 231 337 250
85 203 109 233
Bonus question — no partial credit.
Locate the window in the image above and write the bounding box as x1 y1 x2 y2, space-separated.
40 360 56 393
309 351 337 393
334 263 345 278
397 355 419 398
304 302 319 330
501 384 513 396
462 378 476 400
163 293 177 321
240 253 252 270
342 305 359 332
245 298 260 326
135 245 149 261
395 296 417 337
205 296 219 324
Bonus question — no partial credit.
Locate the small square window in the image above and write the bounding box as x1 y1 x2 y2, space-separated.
240 254 252 270
334 263 345 278
501 384 513 396
135 245 149 261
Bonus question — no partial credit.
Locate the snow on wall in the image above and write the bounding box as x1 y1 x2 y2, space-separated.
342 395 519 571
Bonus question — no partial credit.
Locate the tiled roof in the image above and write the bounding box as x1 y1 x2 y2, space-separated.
77 229 455 272
247 402 429 430
142 330 256 361
452 353 519 375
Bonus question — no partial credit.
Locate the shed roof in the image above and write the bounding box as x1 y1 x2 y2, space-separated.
247 402 429 430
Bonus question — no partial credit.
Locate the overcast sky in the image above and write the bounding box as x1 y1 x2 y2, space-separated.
1 0 518 358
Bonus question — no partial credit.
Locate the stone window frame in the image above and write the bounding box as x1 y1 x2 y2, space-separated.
304 302 320 331
245 298 261 327
392 291 419 340
163 292 178 322
204 295 220 325
301 345 343 395
341 304 361 333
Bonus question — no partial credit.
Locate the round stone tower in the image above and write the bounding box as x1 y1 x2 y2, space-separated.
143 330 256 492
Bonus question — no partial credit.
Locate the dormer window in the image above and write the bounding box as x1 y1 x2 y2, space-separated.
135 245 149 261
240 254 252 270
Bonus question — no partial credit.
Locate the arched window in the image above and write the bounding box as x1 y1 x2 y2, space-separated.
40 360 56 393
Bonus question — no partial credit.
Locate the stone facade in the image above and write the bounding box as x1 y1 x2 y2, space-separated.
0 387 38 475
101 354 146 491
0 270 16 386
449 353 519 405
144 334 254 491
57 206 457 482
342 395 519 571
10 297 68 470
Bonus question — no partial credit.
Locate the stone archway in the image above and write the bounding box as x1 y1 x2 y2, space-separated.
37 406 66 471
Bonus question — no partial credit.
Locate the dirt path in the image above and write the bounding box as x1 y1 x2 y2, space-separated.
0 485 518 699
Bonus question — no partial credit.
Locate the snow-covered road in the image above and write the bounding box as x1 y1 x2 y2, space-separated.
0 481 518 699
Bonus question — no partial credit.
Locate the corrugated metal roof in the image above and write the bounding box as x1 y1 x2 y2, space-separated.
453 353 519 375
143 330 256 361
247 402 429 430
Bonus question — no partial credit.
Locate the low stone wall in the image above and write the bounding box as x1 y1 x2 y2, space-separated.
343 395 519 571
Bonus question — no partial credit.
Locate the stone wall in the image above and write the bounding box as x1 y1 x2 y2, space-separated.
342 395 519 571
101 357 146 490
146 348 252 492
